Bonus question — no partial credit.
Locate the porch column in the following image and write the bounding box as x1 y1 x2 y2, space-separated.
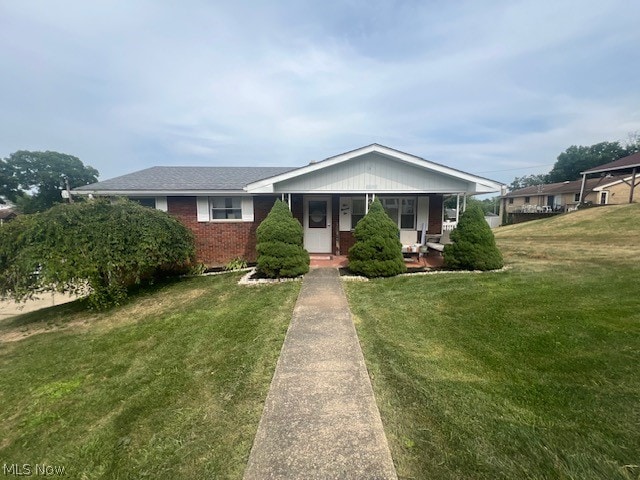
629 168 637 204
455 194 460 222
462 194 467 213
579 174 587 204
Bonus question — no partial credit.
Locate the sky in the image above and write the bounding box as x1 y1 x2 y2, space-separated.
1 0 639 186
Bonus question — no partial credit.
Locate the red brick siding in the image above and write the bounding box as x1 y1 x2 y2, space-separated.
339 231 356 255
428 194 444 233
167 196 277 266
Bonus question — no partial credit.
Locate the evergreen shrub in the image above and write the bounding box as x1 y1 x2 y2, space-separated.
348 198 406 277
0 199 195 309
444 205 503 271
256 199 309 278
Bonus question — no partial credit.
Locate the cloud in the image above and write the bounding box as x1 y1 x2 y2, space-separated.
1 0 639 184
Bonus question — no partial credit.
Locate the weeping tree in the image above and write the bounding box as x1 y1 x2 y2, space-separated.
348 198 406 277
0 199 195 309
444 205 503 271
256 199 309 278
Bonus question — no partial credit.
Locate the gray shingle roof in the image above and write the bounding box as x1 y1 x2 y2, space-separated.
74 166 297 192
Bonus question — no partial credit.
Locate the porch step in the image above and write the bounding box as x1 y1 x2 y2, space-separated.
309 254 333 261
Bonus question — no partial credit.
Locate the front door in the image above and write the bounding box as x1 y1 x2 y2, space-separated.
304 196 332 253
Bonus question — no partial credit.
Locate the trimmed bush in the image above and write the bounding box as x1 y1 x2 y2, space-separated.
444 205 503 271
0 199 196 309
256 200 309 278
348 198 406 277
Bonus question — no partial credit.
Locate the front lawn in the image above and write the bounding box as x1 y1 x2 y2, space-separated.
346 205 640 479
0 274 300 479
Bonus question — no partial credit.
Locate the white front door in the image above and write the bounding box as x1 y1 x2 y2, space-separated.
304 196 332 253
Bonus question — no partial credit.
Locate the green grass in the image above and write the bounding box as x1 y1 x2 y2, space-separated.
0 274 300 479
346 204 640 479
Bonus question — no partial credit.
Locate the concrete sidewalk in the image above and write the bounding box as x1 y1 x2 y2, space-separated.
243 268 397 480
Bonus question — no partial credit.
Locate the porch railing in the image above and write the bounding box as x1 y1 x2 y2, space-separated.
442 221 458 231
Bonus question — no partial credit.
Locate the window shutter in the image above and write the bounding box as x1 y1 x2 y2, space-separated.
339 197 351 231
155 197 168 212
196 197 210 222
241 197 254 222
416 196 429 231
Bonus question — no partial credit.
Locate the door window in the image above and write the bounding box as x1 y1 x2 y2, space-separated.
308 201 327 228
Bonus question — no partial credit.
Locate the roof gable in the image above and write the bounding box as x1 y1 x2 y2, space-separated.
245 144 502 194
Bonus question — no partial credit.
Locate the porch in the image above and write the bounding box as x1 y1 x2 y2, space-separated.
309 252 445 269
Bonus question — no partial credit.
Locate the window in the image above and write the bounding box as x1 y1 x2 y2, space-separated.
524 196 530 203
211 197 242 220
351 198 366 229
508 198 514 204
574 193 580 202
308 200 327 228
131 197 156 208
400 198 416 229
381 197 416 230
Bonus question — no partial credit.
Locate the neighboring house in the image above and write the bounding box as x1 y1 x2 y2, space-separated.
74 144 502 266
579 151 640 204
501 175 631 215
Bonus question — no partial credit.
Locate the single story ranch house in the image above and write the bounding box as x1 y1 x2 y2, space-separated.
74 144 503 266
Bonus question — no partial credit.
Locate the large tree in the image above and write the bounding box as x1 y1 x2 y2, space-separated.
0 150 99 213
546 142 629 183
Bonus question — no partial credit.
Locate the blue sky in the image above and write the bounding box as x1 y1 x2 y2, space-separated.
1 0 639 185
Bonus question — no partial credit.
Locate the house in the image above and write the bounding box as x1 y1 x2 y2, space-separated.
74 144 502 266
579 151 640 204
501 175 632 216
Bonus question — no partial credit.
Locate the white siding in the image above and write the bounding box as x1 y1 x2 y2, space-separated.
275 152 468 193
416 196 429 231
339 197 351 231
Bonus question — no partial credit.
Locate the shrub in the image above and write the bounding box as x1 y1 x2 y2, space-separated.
348 198 406 277
444 205 503 271
256 199 309 278
0 199 196 309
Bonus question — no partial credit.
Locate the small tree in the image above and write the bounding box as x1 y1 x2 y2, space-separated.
0 200 195 309
348 198 406 277
256 200 309 278
444 205 503 271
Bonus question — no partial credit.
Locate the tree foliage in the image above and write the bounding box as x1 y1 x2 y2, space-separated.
444 205 503 271
546 142 629 183
508 174 549 191
443 196 500 216
348 198 406 277
0 200 195 309
507 133 640 189
256 200 309 278
0 150 99 213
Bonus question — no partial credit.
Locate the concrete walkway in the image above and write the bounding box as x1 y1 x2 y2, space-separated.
243 268 397 480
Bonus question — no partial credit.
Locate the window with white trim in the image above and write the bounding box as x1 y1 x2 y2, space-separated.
351 198 366 229
211 197 242 220
381 197 416 230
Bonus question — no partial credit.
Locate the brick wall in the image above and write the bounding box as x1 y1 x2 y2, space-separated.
428 194 443 233
167 196 278 266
